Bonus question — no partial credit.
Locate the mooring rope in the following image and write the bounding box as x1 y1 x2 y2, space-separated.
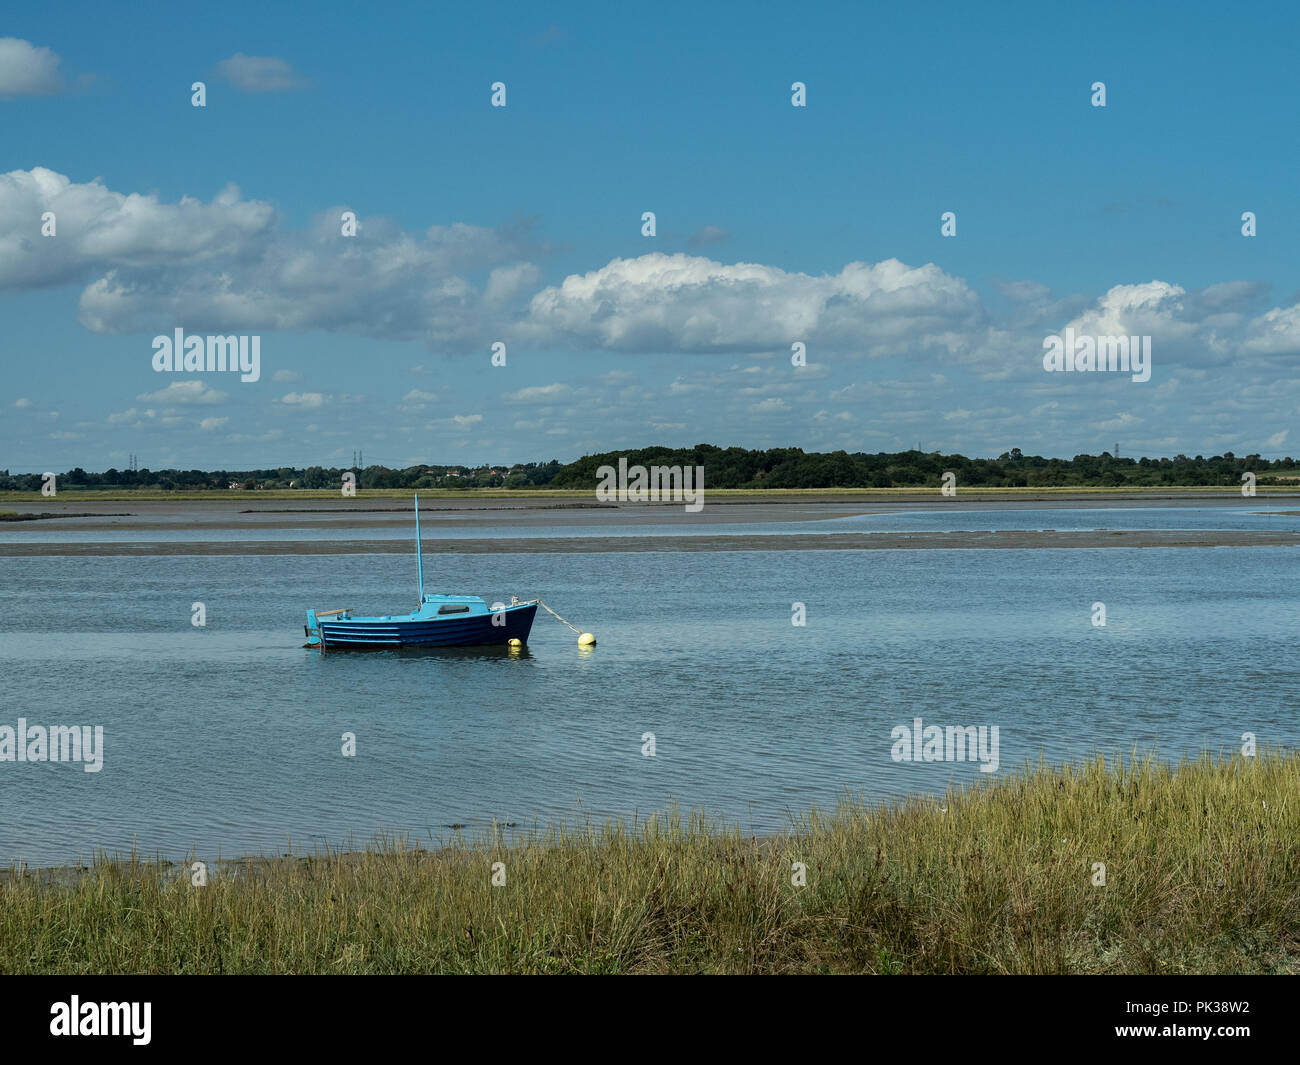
537 599 583 635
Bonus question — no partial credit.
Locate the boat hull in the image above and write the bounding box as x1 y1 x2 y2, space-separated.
315 602 537 649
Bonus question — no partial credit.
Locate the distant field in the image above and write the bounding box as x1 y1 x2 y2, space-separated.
0 488 590 502
1 485 1295 503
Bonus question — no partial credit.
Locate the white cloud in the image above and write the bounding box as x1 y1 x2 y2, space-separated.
107 407 152 426
215 54 308 92
0 38 63 98
0 169 544 345
0 168 275 289
136 380 228 405
519 253 982 356
1065 281 1189 338
271 369 303 383
1096 412 1143 431
1242 304 1300 356
280 392 325 408
5 167 1300 392
398 389 438 412
485 262 541 306
503 383 572 403
452 414 483 427
199 417 228 431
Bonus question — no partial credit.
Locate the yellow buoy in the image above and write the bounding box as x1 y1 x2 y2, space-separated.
508 638 523 648
578 632 596 647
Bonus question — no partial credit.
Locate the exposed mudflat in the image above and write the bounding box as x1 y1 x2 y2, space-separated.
3 493 1298 554
4 529 1299 556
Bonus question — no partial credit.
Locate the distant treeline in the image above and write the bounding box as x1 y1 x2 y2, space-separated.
550 446 1298 488
2 446 1297 491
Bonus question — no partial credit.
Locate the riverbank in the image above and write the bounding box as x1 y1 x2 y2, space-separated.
3 751 1294 974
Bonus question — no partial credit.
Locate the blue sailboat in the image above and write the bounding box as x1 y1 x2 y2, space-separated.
303 494 538 650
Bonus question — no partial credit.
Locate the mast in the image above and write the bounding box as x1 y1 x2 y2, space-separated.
414 492 424 603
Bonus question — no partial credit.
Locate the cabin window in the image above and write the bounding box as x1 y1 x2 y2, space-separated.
437 605 472 615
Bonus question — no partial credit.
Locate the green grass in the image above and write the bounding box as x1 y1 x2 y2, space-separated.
2 750 1295 974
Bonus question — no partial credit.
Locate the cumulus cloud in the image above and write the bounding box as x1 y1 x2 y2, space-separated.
5 169 1300 384
280 392 326 408
0 38 64 97
518 253 983 356
0 168 274 289
1193 280 1269 315
216 54 308 92
1046 281 1300 368
76 212 537 341
1064 281 1190 339
0 169 545 344
1242 304 1300 356
484 262 541 306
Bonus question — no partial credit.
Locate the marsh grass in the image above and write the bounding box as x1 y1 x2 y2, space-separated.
2 751 1295 974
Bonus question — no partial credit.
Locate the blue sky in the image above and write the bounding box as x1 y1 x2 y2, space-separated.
3 0 1298 471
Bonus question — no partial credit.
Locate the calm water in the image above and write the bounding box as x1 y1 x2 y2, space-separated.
4 503 1300 542
2 540 1298 865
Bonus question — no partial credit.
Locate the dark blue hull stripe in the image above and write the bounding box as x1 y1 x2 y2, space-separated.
318 605 538 648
